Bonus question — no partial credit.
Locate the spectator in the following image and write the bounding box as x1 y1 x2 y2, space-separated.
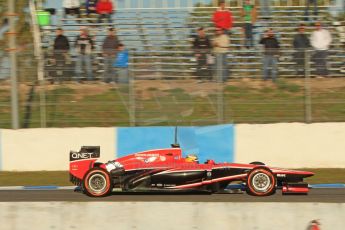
53 28 70 83
259 0 271 19
102 27 119 83
310 22 332 77
259 28 280 82
86 0 98 16
213 28 230 82
212 1 233 34
192 27 212 80
75 27 94 82
293 24 310 76
113 44 129 84
305 0 318 21
307 220 321 230
85 0 98 22
96 0 114 24
241 0 257 49
63 0 81 18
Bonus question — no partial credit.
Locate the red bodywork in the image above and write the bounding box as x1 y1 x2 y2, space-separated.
70 147 314 195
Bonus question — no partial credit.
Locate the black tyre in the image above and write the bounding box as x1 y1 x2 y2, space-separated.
246 167 276 196
249 161 265 165
83 168 113 197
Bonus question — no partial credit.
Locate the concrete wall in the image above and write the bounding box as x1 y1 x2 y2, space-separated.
0 128 116 171
0 125 235 171
0 123 344 171
235 123 345 168
0 202 344 230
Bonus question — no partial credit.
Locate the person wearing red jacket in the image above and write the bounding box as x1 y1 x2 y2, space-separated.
96 0 114 23
307 220 321 230
212 1 233 34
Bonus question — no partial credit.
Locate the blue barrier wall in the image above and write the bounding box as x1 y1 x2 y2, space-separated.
117 124 234 163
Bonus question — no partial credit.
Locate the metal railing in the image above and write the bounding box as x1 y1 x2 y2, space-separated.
0 47 344 129
106 0 334 9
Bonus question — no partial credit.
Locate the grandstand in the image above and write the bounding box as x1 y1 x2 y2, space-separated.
35 0 345 79
0 0 344 129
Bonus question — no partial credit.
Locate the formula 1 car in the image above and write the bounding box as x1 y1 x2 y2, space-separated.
69 145 314 197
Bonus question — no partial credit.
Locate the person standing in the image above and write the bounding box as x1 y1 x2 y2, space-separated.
310 22 332 77
86 0 98 16
113 44 129 84
63 0 81 18
213 28 230 82
53 28 70 83
102 27 119 83
293 24 311 76
212 1 234 34
96 0 114 24
86 0 98 22
259 28 280 81
75 27 94 82
241 0 257 49
193 27 212 80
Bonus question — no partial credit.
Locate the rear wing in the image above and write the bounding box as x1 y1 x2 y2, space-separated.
69 146 100 162
69 146 101 183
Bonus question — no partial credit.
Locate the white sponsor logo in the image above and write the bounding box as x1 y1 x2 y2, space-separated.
164 184 176 187
144 156 157 163
277 174 286 177
160 156 166 161
105 161 123 172
71 152 94 159
106 163 116 172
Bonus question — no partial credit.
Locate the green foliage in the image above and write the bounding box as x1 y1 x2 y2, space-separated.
276 79 302 93
2 79 345 128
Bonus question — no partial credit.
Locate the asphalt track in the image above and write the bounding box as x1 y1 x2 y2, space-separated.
0 188 344 202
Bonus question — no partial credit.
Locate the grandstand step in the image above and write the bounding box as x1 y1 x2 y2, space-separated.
38 4 344 82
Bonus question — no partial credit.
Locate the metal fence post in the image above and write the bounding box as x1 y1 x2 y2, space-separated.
39 79 47 128
304 49 312 123
8 0 19 129
129 52 136 126
217 84 225 124
216 54 224 124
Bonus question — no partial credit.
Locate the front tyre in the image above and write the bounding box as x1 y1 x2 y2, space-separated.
83 168 113 197
246 168 276 196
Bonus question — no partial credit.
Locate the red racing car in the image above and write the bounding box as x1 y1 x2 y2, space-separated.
69 145 314 197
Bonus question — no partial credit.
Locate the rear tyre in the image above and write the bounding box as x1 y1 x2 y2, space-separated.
249 161 265 165
83 168 113 197
246 167 276 196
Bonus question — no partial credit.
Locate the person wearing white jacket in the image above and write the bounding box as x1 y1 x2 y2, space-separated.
63 0 81 18
310 22 332 77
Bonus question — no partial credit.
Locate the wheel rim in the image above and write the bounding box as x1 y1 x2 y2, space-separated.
88 173 107 194
251 172 271 192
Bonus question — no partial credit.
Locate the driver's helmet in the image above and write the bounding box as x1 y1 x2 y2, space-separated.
185 154 198 163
